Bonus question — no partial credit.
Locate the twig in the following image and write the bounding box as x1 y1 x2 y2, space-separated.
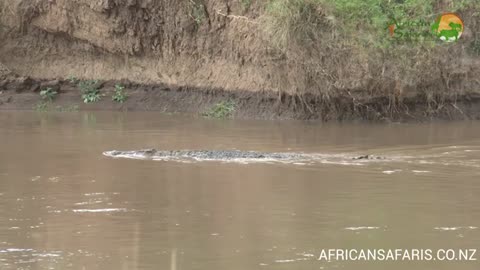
452 103 466 117
0 62 11 74
215 9 258 24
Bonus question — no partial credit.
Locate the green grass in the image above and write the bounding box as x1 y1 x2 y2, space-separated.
241 0 253 11
112 84 128 103
263 0 479 49
189 0 206 25
39 87 58 102
78 80 101 104
34 102 48 112
259 0 480 107
203 101 236 118
67 75 78 84
471 38 480 55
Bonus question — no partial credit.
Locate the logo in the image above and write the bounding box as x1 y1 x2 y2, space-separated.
387 13 464 43
431 13 464 42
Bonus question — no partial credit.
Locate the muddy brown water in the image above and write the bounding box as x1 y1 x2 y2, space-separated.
0 111 479 270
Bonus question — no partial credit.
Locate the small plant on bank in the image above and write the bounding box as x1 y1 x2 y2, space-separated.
471 36 480 56
67 75 79 84
39 87 58 102
78 80 101 104
112 84 128 103
34 102 48 112
241 0 252 10
203 100 236 118
189 0 206 25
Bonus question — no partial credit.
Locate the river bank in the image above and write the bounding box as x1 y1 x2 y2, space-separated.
1 71 480 121
1 1 479 121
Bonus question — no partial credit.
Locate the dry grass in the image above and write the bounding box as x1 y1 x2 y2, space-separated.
259 0 480 119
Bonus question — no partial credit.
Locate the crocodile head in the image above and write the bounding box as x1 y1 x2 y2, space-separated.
138 149 157 155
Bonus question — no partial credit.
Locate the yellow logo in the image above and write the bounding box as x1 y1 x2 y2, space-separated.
387 13 464 43
431 13 464 42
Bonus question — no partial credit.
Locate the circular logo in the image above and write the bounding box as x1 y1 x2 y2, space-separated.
431 13 464 42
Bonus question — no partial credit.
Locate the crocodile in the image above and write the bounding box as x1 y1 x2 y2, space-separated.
103 149 385 162
352 154 385 160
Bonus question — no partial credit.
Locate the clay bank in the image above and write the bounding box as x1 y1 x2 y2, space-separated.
1 0 480 121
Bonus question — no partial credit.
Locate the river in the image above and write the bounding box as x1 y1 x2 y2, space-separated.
0 112 479 270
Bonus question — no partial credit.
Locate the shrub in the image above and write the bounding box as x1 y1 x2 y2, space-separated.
34 102 48 112
189 0 206 25
67 75 78 84
78 80 101 104
203 100 236 118
241 0 252 10
39 87 58 102
471 38 480 55
112 84 128 103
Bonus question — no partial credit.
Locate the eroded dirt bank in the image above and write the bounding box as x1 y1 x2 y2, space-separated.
2 71 480 121
1 0 480 121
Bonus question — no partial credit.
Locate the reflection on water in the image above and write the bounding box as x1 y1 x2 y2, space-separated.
0 112 479 270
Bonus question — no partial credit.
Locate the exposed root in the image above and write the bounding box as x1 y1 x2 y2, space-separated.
215 9 258 24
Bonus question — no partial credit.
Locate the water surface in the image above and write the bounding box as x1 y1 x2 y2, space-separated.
0 112 479 270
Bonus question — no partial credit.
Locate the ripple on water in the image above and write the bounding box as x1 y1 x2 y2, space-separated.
0 248 65 267
275 259 296 263
84 192 106 197
296 252 316 258
345 226 381 231
412 170 431 173
382 170 402 175
72 208 128 213
74 200 104 206
434 226 478 231
0 248 34 253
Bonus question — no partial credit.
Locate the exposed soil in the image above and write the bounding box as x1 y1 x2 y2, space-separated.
1 0 479 121
2 72 480 121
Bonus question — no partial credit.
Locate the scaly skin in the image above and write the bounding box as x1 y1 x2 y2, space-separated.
104 149 385 161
